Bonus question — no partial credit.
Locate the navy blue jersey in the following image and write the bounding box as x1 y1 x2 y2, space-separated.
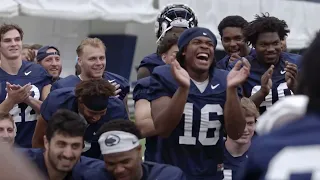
133 77 161 162
0 61 52 148
41 87 128 158
81 161 186 180
223 142 249 180
228 52 301 114
51 71 129 100
237 113 320 180
149 65 231 179
138 53 165 74
216 49 256 70
20 148 97 180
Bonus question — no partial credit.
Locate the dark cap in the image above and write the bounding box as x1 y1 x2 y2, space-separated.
36 45 60 62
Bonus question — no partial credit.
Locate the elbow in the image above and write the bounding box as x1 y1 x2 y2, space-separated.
153 120 171 138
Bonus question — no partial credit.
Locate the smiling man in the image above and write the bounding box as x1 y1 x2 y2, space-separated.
216 15 254 70
0 112 16 146
32 79 128 159
37 45 62 82
149 27 250 179
229 13 301 114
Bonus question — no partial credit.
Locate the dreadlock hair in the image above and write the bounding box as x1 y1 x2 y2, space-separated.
218 15 248 37
75 79 115 99
243 13 290 47
296 31 320 112
96 119 142 139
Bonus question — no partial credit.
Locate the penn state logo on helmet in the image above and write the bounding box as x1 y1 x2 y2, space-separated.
155 4 198 41
105 134 120 146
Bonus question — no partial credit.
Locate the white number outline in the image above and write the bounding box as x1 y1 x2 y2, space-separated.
265 145 320 179
179 103 222 146
6 85 40 123
251 82 293 110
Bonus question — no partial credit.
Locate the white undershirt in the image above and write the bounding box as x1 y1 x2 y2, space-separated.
191 77 209 93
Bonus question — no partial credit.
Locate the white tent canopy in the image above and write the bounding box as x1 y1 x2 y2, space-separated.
0 0 19 18
14 0 159 23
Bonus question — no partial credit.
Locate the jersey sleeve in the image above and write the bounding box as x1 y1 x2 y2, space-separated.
40 90 65 121
133 77 150 101
216 55 230 70
38 65 53 86
107 97 129 120
149 65 178 101
161 166 187 180
50 80 63 92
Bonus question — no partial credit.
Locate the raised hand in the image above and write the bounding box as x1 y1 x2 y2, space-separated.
6 82 32 104
285 61 298 92
260 65 274 95
170 59 190 89
227 58 251 88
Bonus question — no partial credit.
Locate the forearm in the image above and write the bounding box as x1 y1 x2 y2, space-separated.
224 87 246 140
0 99 15 113
153 87 189 137
250 89 268 107
25 97 42 114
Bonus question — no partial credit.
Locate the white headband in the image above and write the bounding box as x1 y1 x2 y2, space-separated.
98 131 139 155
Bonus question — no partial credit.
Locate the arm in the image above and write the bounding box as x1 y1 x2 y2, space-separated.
151 87 189 137
0 98 15 113
224 86 246 140
137 67 151 80
32 115 47 148
123 95 130 119
24 97 42 114
249 89 269 108
134 99 157 137
41 84 52 100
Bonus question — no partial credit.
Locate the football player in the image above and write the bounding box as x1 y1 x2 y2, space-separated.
49 38 129 113
237 30 320 180
229 13 300 114
22 109 101 180
223 97 258 180
134 32 180 162
32 79 128 159
149 27 250 179
36 45 62 82
81 120 186 180
216 15 255 70
0 112 16 146
137 4 198 79
0 24 52 148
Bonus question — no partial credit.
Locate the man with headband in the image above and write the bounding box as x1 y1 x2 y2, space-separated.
32 79 128 159
81 119 186 180
36 45 62 82
149 27 250 179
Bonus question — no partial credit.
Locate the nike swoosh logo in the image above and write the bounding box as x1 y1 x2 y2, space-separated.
280 70 286 74
108 79 115 83
24 71 31 76
211 84 220 89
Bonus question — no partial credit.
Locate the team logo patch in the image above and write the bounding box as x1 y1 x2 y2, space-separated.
105 134 120 146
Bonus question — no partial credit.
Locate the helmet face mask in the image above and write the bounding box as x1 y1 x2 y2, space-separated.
155 4 198 42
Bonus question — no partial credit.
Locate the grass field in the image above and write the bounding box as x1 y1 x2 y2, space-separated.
130 116 146 157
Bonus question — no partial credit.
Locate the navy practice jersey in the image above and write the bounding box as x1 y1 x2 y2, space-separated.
51 71 130 100
138 53 165 74
228 52 301 114
237 113 320 180
41 87 128 158
0 61 52 148
20 148 101 180
149 65 232 180
216 48 256 70
223 142 249 180
133 77 161 162
81 161 186 180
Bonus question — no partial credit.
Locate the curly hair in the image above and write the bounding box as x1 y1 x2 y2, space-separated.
243 13 290 46
218 15 248 37
96 119 142 139
75 79 115 98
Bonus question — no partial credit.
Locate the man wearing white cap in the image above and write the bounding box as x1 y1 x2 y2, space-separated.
82 120 186 180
